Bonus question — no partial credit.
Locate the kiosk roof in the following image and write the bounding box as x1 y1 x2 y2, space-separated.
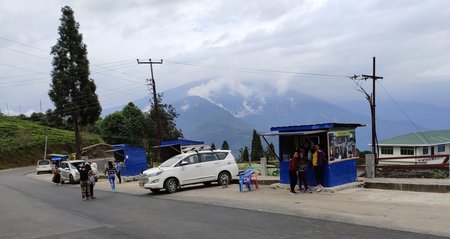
270 122 365 132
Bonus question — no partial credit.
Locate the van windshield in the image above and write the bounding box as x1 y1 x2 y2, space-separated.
160 154 185 167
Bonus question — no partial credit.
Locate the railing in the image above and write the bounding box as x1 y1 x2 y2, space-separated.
376 154 449 169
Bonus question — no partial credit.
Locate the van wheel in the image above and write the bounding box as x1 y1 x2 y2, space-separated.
69 175 75 184
218 172 231 185
164 178 178 194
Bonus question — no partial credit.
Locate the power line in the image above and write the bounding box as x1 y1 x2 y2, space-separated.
377 81 429 144
165 59 351 79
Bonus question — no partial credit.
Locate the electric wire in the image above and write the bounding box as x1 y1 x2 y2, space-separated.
377 81 430 144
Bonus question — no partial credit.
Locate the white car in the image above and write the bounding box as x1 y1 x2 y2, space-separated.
139 150 239 193
59 160 98 184
36 160 53 174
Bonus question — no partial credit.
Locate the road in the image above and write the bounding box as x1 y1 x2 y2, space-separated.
0 167 446 239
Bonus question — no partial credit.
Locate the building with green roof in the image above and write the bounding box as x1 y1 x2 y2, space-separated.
378 129 450 164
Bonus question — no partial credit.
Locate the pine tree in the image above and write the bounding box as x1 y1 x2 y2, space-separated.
210 143 216 150
251 129 263 162
221 140 229 150
264 142 276 161
49 6 101 159
243 146 250 162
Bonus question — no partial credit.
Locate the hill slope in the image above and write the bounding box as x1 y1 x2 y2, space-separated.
0 115 104 169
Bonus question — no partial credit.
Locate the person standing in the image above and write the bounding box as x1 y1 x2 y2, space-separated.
105 161 118 192
52 166 61 185
312 144 326 192
302 141 313 162
297 151 311 193
288 151 299 194
115 161 122 184
85 163 96 199
79 163 90 200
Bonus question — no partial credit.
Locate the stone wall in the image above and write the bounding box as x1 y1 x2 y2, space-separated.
375 167 449 178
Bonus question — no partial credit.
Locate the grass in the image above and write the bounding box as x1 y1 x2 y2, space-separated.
0 115 104 169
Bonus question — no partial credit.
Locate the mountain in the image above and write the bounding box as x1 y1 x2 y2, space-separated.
340 99 450 132
102 79 436 154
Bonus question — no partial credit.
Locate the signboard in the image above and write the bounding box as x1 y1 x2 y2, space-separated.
328 130 356 161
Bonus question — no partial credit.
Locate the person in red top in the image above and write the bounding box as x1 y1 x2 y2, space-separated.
288 151 299 194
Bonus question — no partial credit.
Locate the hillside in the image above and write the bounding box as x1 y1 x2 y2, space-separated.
0 115 104 169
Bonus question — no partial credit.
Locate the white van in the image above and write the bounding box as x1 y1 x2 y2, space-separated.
139 150 239 193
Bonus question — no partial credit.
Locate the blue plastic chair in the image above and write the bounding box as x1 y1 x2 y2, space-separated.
239 169 254 192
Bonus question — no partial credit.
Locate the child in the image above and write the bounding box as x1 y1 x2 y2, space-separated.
297 151 311 193
52 167 61 185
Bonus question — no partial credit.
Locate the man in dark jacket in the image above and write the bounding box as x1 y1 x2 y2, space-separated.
79 163 90 200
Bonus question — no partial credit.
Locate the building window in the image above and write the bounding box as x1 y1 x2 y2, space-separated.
381 146 393 155
422 147 428 155
400 147 414 156
438 144 445 153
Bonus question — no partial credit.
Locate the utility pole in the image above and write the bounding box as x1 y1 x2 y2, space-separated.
362 57 383 164
137 59 163 166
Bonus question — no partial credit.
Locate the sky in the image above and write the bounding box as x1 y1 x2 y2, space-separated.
1 0 450 116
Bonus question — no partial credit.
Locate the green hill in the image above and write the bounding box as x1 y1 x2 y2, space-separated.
0 115 104 169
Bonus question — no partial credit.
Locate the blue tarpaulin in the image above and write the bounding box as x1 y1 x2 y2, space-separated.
112 144 147 176
160 138 204 147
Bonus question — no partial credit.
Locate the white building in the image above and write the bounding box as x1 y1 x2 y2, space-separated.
378 129 450 165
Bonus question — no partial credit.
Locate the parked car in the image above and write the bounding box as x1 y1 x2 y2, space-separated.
59 160 98 184
36 159 53 174
139 150 239 193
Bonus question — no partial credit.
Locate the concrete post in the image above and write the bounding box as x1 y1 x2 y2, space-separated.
366 154 375 178
260 157 268 176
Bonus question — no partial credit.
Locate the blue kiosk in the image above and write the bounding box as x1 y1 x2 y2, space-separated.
112 144 147 176
263 123 365 187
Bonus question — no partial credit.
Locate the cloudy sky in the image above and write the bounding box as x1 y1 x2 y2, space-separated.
1 0 449 116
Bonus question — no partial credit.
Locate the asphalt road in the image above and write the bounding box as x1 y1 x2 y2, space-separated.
0 167 447 239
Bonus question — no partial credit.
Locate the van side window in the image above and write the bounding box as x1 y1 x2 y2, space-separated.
215 152 229 160
200 153 217 162
186 155 199 165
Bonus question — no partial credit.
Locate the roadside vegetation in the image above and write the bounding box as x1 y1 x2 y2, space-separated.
0 115 103 169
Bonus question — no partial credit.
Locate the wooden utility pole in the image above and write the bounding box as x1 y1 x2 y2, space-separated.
362 57 383 163
137 59 163 165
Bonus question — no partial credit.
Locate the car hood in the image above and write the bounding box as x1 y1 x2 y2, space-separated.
142 167 167 175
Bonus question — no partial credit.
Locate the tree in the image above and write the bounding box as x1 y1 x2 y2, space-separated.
210 143 216 150
264 142 276 161
49 6 101 159
100 103 147 146
242 146 250 162
250 129 263 162
221 140 229 150
122 102 146 146
100 112 128 144
147 93 182 147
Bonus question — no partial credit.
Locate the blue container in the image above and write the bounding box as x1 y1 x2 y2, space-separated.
323 159 357 187
279 161 290 184
280 159 357 187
